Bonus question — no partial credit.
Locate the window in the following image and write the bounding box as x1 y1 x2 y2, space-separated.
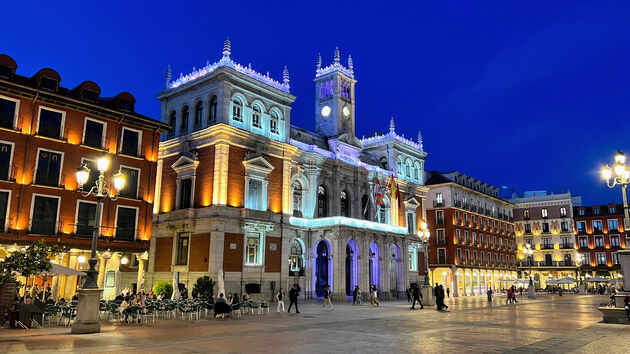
560 207 567 217
561 221 569 232
408 248 418 271
115 206 137 241
577 221 587 233
292 181 303 217
0 141 13 180
82 118 106 149
612 252 619 265
119 166 139 199
407 212 415 234
593 220 603 233
541 208 548 219
118 100 133 112
593 208 600 215
524 223 532 234
81 158 99 190
168 111 176 135
176 233 189 265
245 232 262 265
270 111 279 134
0 96 18 129
438 249 446 264
120 127 141 157
340 190 350 217
317 185 327 217
436 210 444 225
578 209 585 216
595 235 604 248
82 89 99 103
596 252 606 266
290 239 304 273
252 105 262 128
436 193 443 206
362 194 371 221
0 66 11 79
523 210 530 219
75 201 98 238
181 106 189 132
480 252 484 263
245 178 264 211
456 248 462 263
194 102 203 127
232 98 243 122
464 231 469 243
39 77 57 91
0 191 9 231
30 195 59 235
35 149 62 187
37 107 64 139
542 222 550 233
611 235 620 248
578 236 588 248
465 249 470 261
456 229 461 244
437 229 445 244
179 178 192 209
209 96 218 123
473 250 477 260
582 253 591 265
609 206 616 214
414 163 420 180
608 219 619 232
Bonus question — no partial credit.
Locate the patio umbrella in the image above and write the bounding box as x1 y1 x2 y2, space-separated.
217 268 225 298
171 271 181 301
38 263 86 276
585 276 609 283
546 279 558 285
557 277 576 284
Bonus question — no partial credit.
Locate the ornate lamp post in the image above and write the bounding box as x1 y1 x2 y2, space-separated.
523 243 535 299
417 221 431 286
600 150 630 293
71 157 125 334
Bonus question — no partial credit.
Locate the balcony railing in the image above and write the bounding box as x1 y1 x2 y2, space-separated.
518 260 576 268
455 218 462 225
577 229 588 234
541 244 554 250
471 206 477 212
579 243 589 249
437 239 447 245
560 243 574 249
433 201 445 207
454 200 462 207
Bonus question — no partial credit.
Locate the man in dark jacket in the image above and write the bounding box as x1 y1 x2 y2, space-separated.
410 284 423 309
288 284 300 313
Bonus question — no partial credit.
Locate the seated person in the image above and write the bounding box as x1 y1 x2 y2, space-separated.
242 292 250 301
226 293 234 305
216 293 227 304
55 298 67 306
213 300 230 318
119 295 132 323
71 293 79 301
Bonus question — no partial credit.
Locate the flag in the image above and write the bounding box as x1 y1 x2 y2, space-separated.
388 172 397 203
375 177 383 206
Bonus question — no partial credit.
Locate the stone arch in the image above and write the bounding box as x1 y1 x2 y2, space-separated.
312 237 333 297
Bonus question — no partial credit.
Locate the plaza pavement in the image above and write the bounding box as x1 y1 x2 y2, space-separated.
1 294 629 353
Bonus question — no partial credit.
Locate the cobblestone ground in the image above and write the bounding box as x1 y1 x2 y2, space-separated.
1 294 629 353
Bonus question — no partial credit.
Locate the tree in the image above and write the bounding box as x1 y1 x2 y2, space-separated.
152 281 173 298
0 241 59 299
192 276 215 301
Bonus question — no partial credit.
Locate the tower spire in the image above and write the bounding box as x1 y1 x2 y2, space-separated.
222 37 231 59
165 65 172 89
347 55 353 72
316 53 322 70
389 117 395 133
334 46 340 64
418 130 423 150
283 65 290 85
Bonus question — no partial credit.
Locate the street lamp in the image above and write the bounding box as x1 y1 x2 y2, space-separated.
71 156 125 334
417 221 431 286
601 150 630 293
523 243 535 299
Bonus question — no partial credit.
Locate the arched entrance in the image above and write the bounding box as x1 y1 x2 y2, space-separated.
315 241 329 297
390 244 401 298
345 240 358 296
369 242 380 290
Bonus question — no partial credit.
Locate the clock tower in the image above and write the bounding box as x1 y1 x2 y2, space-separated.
314 47 357 139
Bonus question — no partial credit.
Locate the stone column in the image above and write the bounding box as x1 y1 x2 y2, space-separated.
136 257 146 292
208 231 225 275
212 143 230 205
282 160 292 215
50 254 64 300
452 268 459 297
97 254 106 288
64 254 78 299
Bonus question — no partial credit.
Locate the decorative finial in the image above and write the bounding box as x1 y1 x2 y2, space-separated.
348 55 353 71
389 117 395 133
222 37 231 59
283 65 290 85
316 53 322 70
334 46 340 64
418 130 423 150
165 65 172 89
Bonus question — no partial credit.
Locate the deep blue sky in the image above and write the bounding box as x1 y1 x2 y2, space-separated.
2 1 629 205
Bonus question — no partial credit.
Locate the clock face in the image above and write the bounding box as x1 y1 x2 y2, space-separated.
321 105 331 117
342 105 350 117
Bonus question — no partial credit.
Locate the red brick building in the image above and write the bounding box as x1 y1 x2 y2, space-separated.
0 54 169 299
573 204 625 280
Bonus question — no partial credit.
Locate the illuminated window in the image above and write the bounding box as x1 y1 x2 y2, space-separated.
252 105 262 128
595 235 604 248
608 219 619 232
612 252 619 265
408 247 418 271
176 232 189 265
596 252 606 265
593 220 603 233
523 210 530 220
541 208 548 219
560 207 567 217
340 190 350 217
232 98 243 122
317 185 328 217
270 111 279 134
245 232 262 266
406 212 415 234
245 178 264 211
578 236 588 248
577 221 587 233
289 239 304 274
611 235 620 248
292 181 302 217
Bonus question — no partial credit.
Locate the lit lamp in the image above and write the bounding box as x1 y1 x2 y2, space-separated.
523 243 535 299
72 156 125 335
417 221 431 286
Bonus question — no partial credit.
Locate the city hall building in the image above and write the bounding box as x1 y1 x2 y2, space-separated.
146 40 429 300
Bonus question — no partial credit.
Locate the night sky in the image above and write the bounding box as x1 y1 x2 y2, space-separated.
2 1 628 205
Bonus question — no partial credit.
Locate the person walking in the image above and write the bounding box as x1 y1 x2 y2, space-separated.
410 284 424 309
512 286 518 303
323 285 334 311
446 287 450 298
406 286 412 303
506 287 513 304
288 284 300 313
352 286 359 305
370 285 380 306
276 288 285 313
436 284 448 311
624 293 630 321
487 287 493 302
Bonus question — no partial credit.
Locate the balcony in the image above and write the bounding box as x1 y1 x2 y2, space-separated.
542 229 551 234
437 239 447 245
433 201 445 207
578 243 589 249
524 230 532 235
471 205 478 212
595 244 606 249
454 200 462 208
465 220 471 227
455 218 462 225
463 203 470 210
472 222 478 228
541 244 554 250
560 243 574 249
436 219 445 225
609 228 619 233
577 229 588 235
593 228 603 234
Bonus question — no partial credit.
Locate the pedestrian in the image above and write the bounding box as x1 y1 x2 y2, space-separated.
487 287 493 302
352 285 361 305
406 286 412 303
323 285 334 311
506 287 513 304
276 288 285 313
624 293 630 321
436 284 448 311
287 284 300 313
519 287 523 297
370 285 380 306
410 284 424 310
511 286 518 303
446 287 450 298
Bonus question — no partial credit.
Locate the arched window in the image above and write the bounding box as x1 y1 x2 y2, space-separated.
361 194 370 220
379 198 390 224
194 101 203 127
405 159 412 178
524 210 530 220
414 162 421 181
292 180 302 217
209 96 218 123
380 157 389 170
232 98 243 122
181 106 189 132
560 207 567 217
252 105 262 128
270 111 279 134
541 208 548 219
289 239 304 274
396 157 404 177
168 111 176 135
341 190 350 217
317 185 328 218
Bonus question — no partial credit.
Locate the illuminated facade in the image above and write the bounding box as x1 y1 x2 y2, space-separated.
573 204 625 280
509 191 581 288
425 171 517 296
147 40 429 299
0 54 169 300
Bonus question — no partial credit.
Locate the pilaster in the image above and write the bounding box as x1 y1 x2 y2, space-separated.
212 142 230 205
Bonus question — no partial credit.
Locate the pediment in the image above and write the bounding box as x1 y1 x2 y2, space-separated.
404 196 421 209
242 156 275 175
171 155 199 172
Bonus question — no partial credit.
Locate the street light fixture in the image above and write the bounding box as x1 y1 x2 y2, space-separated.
71 156 125 334
523 243 535 299
417 222 431 286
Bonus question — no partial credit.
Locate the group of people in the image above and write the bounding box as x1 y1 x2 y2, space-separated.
275 284 301 313
15 284 53 304
506 286 519 304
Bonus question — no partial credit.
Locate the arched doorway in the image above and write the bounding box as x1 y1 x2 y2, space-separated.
345 240 358 296
369 242 379 290
390 245 401 298
315 241 329 297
